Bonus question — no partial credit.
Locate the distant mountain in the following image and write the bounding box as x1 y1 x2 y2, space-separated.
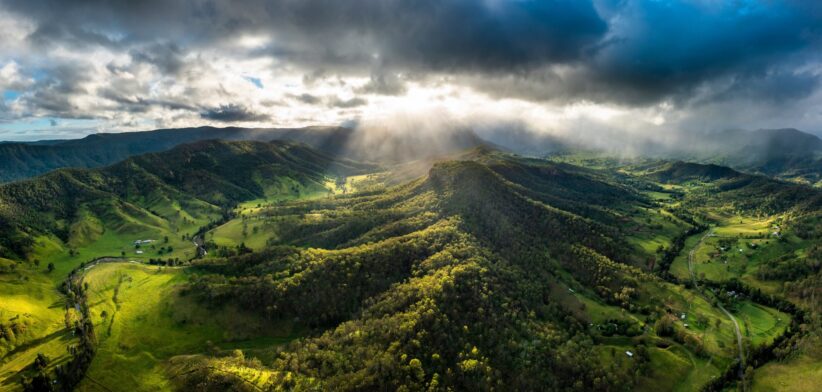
667 128 822 185
473 127 822 184
0 126 345 183
0 126 487 183
644 161 822 213
740 128 822 158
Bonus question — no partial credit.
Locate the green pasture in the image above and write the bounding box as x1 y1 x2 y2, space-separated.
76 262 299 391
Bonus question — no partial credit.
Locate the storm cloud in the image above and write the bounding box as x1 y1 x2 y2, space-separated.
200 104 269 122
1 0 821 139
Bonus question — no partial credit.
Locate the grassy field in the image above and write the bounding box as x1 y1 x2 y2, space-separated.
670 233 702 279
668 212 805 289
626 206 690 257
733 302 789 347
753 353 822 392
655 283 740 358
76 262 299 391
0 198 218 390
710 214 775 237
637 344 721 392
593 339 721 392
210 218 274 250
211 176 353 250
0 169 346 390
0 266 75 390
559 274 755 392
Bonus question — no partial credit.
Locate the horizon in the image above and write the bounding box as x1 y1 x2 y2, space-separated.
1 124 822 145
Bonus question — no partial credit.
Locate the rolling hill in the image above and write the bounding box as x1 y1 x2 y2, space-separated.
0 143 819 391
172 153 819 391
0 140 372 260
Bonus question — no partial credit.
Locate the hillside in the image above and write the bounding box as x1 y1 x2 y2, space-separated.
171 154 816 391
0 126 354 183
179 154 654 390
0 146 819 391
0 140 371 260
643 161 822 214
0 126 487 183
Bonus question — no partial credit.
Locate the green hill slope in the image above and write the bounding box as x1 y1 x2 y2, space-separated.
0 146 818 391
0 140 371 260
173 153 802 391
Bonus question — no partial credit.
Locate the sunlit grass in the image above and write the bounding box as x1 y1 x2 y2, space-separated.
77 262 300 391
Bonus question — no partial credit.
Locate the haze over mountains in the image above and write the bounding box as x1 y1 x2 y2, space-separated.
2 125 820 185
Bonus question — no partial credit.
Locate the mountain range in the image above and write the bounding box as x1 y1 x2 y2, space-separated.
2 126 820 186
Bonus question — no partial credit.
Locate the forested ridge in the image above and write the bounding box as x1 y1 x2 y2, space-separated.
184 154 653 391
0 126 357 183
1 143 820 391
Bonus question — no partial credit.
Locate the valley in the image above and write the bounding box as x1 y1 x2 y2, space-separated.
0 142 818 391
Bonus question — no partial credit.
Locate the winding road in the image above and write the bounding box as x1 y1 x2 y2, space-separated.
687 230 746 380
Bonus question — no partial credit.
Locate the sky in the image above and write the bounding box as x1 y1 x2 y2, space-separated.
0 0 821 142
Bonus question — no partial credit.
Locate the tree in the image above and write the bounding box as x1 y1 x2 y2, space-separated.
47 263 55 273
743 365 754 390
34 353 49 371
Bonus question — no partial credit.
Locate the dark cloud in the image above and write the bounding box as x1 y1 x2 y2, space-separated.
301 69 327 86
99 88 199 113
2 0 822 127
27 23 122 49
697 71 819 105
3 0 607 71
20 65 91 117
292 93 320 105
200 104 269 122
263 0 608 72
584 1 822 104
329 96 367 108
129 42 186 75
